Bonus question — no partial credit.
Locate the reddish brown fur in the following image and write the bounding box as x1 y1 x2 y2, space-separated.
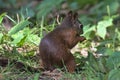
39 11 85 73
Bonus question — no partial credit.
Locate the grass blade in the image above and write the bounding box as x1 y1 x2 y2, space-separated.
8 20 31 35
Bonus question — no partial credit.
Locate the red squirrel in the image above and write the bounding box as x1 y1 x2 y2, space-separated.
39 11 85 73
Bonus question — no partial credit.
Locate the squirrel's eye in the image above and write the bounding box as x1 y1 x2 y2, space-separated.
78 24 83 29
80 24 83 28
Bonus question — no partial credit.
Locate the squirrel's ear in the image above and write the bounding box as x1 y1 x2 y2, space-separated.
73 12 78 19
67 11 73 17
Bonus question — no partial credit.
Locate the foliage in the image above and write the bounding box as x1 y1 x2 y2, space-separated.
8 20 31 35
0 0 120 79
36 0 64 19
80 51 120 80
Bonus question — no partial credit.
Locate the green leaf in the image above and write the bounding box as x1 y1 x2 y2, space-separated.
26 34 40 45
96 18 113 39
11 32 24 45
0 13 6 24
34 73 40 80
106 51 120 70
0 33 3 43
17 35 27 47
8 20 31 35
82 24 96 39
108 69 120 80
116 29 120 41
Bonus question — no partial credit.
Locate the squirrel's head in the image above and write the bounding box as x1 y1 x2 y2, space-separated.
61 11 83 34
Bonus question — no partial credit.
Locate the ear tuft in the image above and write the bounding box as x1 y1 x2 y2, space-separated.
67 11 73 17
73 12 78 19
